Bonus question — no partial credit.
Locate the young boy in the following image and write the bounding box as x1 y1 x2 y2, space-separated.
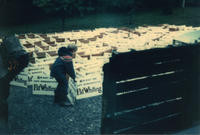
50 44 77 107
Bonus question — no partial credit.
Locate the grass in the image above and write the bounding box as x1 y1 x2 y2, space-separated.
133 7 200 27
0 7 200 36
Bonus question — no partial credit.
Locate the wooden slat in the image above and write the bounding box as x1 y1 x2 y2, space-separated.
111 46 192 63
116 70 187 93
113 99 184 133
112 58 187 81
109 46 193 81
115 81 186 112
116 113 183 134
101 63 117 134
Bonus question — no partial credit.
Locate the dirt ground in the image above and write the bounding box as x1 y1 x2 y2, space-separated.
7 86 102 135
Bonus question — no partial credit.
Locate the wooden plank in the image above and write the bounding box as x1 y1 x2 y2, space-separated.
112 58 187 81
110 46 192 76
112 99 184 133
116 113 183 134
111 51 180 65
111 46 194 63
101 63 117 134
183 48 200 125
115 81 186 112
116 70 186 93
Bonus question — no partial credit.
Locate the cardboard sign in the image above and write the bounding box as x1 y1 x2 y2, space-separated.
12 25 200 99
68 78 77 105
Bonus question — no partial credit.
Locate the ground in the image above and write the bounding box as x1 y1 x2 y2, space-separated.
8 86 102 135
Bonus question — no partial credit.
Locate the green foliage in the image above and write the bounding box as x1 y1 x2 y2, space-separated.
32 0 184 17
112 0 135 9
98 0 135 12
33 0 96 17
33 0 71 13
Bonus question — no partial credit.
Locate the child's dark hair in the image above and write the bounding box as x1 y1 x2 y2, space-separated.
58 47 68 56
67 44 78 52
58 44 77 56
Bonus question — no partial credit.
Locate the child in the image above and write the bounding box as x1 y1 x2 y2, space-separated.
50 44 77 107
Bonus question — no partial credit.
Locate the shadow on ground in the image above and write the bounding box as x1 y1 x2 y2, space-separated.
8 86 102 135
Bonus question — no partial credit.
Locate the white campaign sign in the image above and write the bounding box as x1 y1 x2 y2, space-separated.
11 25 200 99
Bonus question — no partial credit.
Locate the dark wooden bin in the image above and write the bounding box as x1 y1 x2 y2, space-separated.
101 44 200 134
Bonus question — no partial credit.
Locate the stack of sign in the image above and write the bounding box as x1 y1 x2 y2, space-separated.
10 25 200 99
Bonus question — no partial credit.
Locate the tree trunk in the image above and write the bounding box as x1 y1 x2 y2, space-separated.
61 17 65 31
60 8 67 31
182 0 185 8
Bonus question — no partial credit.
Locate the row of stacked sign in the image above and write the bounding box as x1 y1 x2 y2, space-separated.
7 24 200 99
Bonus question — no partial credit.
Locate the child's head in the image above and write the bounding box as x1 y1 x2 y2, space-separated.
58 44 78 57
67 44 78 58
58 47 68 56
67 44 78 53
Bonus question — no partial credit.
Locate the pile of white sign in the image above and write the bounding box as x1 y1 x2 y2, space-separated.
10 24 200 99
